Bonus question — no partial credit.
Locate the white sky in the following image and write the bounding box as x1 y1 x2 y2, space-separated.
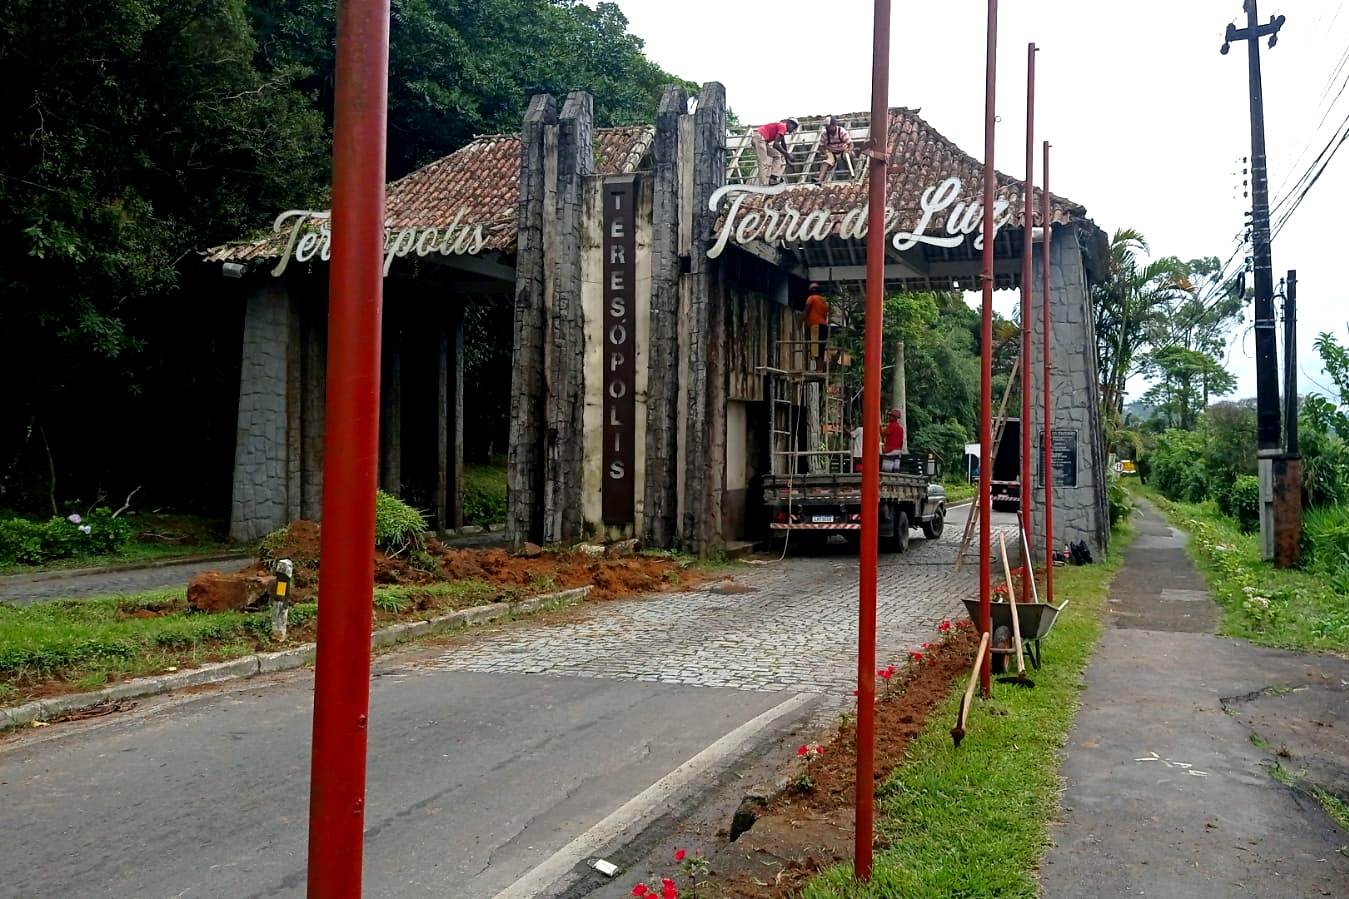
607 0 1349 404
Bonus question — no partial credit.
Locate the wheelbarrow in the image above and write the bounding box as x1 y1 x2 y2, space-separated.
962 598 1069 672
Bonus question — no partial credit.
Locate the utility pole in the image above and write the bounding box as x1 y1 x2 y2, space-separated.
1221 1 1285 561
1274 270 1301 567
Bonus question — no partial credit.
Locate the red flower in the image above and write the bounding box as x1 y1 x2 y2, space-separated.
798 744 809 757
938 619 952 633
957 618 975 630
921 642 931 650
814 745 824 755
851 689 859 696
632 885 649 897
674 848 686 862
910 651 924 662
662 877 678 899
877 666 893 681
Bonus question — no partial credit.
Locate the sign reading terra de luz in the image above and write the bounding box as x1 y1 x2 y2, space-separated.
705 177 1014 259
602 177 637 524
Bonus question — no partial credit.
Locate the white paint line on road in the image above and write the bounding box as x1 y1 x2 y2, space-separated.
493 691 816 899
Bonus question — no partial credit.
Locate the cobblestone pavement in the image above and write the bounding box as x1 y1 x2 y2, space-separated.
420 508 1017 698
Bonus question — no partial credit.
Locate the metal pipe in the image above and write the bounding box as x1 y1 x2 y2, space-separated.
978 0 999 697
1020 42 1036 605
855 0 890 881
306 1 390 895
1041 141 1054 606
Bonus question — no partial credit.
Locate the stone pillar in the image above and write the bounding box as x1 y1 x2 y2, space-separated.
642 85 687 549
1029 224 1109 561
679 82 727 556
230 283 300 542
543 92 594 546
506 94 558 548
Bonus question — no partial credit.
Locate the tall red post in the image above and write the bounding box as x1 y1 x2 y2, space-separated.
1020 43 1036 604
306 1 390 895
978 0 999 697
1041 141 1055 606
855 0 890 882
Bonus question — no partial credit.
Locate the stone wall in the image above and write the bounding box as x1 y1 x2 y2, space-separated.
1028 224 1109 560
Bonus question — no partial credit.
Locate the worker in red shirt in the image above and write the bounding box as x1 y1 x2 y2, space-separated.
752 118 799 185
882 408 905 471
803 282 830 368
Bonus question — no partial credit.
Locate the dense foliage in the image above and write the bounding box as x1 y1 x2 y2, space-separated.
0 510 133 566
374 490 428 553
0 0 683 516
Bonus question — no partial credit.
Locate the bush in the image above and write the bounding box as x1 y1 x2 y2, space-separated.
0 509 132 566
1229 475 1260 533
375 490 427 553
1149 429 1209 503
910 420 969 475
1303 504 1349 574
1107 476 1132 526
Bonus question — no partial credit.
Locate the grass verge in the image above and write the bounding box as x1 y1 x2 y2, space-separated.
943 481 976 505
1139 486 1349 654
802 520 1136 898
0 578 510 705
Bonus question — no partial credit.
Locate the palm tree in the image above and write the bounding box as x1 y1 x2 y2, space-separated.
1092 229 1195 418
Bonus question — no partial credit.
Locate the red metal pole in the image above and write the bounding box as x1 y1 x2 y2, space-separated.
855 0 890 882
307 1 389 895
1020 43 1036 605
1041 140 1055 606
978 0 999 698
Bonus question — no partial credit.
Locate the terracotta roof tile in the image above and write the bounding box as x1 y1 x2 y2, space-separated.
207 125 654 263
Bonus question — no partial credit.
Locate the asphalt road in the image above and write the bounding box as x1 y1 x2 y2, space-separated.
0 667 801 898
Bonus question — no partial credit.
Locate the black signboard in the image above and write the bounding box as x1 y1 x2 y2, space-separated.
1038 429 1078 488
602 177 637 524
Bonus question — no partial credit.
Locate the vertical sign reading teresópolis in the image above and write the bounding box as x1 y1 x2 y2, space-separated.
602 176 637 524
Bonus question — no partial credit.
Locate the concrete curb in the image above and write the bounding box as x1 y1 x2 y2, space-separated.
0 585 592 731
0 551 253 586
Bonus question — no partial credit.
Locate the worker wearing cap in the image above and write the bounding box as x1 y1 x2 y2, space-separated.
803 282 830 368
752 118 799 186
882 408 906 471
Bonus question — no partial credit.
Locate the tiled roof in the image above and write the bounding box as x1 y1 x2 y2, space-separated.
722 108 1086 238
207 125 654 263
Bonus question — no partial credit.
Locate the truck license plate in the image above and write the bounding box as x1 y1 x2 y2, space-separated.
811 515 834 523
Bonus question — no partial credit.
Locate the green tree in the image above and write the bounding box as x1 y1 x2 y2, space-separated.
1139 346 1237 430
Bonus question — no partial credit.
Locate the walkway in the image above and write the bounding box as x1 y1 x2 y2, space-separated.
1042 500 1349 898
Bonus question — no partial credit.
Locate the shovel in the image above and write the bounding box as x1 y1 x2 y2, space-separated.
997 531 1034 687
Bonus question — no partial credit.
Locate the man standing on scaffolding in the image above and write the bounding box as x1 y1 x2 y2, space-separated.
803 282 830 370
752 118 799 185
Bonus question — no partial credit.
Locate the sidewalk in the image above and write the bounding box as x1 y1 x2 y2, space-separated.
1042 500 1349 898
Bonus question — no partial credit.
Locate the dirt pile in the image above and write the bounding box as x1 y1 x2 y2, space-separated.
703 626 981 897
187 571 274 613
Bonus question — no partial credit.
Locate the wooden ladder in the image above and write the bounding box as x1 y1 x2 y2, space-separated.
953 353 1020 571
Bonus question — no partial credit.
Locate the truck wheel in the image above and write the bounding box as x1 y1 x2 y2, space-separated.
893 510 910 553
921 508 945 540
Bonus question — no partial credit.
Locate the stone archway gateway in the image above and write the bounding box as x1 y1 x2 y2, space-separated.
209 82 1111 560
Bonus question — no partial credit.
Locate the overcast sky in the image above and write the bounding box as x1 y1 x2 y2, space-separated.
607 0 1348 404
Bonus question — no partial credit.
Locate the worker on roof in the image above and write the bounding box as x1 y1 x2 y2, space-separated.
816 116 854 185
803 282 830 369
752 118 799 186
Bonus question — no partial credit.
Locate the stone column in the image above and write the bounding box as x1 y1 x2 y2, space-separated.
506 94 558 548
543 91 594 546
642 85 687 549
679 82 727 556
230 283 300 542
1029 224 1109 561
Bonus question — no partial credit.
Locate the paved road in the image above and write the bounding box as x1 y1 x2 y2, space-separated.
0 505 1011 898
1042 501 1349 898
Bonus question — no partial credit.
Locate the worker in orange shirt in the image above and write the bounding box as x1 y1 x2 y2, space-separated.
804 282 830 369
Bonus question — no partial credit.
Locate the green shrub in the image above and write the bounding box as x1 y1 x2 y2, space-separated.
375 490 427 553
1303 504 1349 575
0 509 132 566
1107 476 1132 526
1149 429 1209 503
1229 475 1260 533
